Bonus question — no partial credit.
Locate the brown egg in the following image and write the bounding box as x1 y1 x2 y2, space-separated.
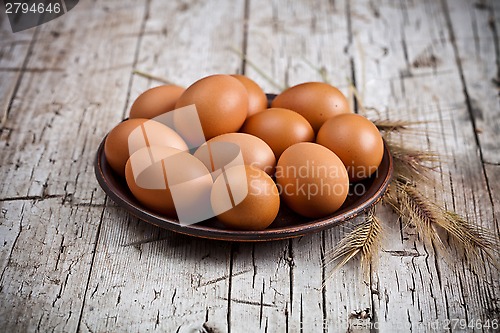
276 143 349 218
271 82 351 132
241 107 314 159
129 85 185 119
104 118 188 177
125 146 178 217
231 75 267 117
317 113 384 182
174 74 248 145
194 133 276 176
211 165 280 230
125 146 213 222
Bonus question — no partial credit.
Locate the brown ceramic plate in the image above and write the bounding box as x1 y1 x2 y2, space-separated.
95 95 393 241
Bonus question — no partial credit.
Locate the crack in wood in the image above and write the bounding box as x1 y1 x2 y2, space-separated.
54 235 65 271
51 272 69 308
431 241 443 292
240 0 250 75
251 243 257 289
287 239 294 317
35 313 44 333
116 290 121 307
320 231 327 333
457 269 470 323
299 294 303 333
155 309 160 329
285 302 289 333
0 208 24 285
259 282 264 328
226 243 235 333
75 194 107 332
369 263 379 333
406 308 412 333
0 194 65 202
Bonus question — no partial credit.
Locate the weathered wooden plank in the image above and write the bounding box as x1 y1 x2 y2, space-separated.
244 0 352 94
0 0 147 331
78 0 246 332
0 198 104 331
0 0 497 332
0 1 145 204
322 221 375 333
231 1 375 332
485 164 500 238
78 208 232 332
442 0 500 237
350 0 499 332
229 240 291 332
443 0 500 164
124 0 248 115
0 11 36 129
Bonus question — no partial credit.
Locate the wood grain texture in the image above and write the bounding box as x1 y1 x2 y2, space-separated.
237 1 375 333
0 0 147 331
0 199 103 331
350 0 499 332
444 0 500 164
0 0 498 332
79 1 244 332
0 12 36 140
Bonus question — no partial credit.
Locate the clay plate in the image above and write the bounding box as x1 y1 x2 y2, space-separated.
94 95 393 241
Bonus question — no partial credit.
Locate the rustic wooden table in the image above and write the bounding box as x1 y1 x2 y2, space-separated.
1 0 499 332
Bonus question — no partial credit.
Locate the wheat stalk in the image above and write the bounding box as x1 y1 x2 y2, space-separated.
440 211 500 272
389 143 440 183
373 119 428 132
323 209 382 285
385 180 443 241
384 178 500 273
